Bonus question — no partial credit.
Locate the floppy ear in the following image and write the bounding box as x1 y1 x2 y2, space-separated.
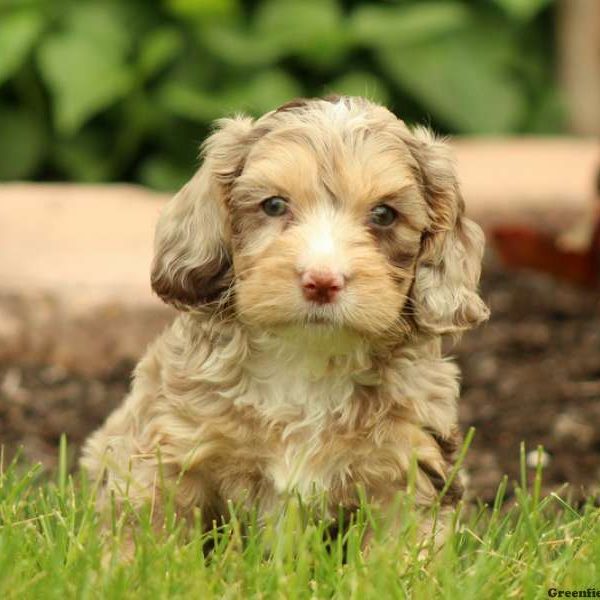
406 127 489 335
151 116 254 309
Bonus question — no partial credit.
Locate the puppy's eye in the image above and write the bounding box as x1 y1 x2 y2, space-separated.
369 204 397 228
261 196 288 217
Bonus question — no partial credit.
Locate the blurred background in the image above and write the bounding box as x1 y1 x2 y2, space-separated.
0 0 599 503
1 0 599 189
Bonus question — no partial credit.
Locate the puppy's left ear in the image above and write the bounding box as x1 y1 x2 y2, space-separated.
406 127 490 335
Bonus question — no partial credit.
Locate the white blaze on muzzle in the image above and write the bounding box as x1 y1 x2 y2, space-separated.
296 207 350 279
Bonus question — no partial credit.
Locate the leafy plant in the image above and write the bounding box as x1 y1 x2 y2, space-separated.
0 0 562 189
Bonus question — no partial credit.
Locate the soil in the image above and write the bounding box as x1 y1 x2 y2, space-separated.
1 253 599 504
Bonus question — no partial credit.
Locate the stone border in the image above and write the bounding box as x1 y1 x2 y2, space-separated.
1 138 598 375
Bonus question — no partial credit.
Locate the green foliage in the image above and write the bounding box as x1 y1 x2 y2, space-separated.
0 442 599 599
0 0 562 189
0 106 45 179
0 8 44 86
493 0 554 22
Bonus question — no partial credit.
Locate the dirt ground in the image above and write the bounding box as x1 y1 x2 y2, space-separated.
1 253 599 504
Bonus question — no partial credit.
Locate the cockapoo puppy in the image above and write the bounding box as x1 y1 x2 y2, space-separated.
81 96 489 547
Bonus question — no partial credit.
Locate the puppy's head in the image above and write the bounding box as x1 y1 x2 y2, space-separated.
151 97 489 339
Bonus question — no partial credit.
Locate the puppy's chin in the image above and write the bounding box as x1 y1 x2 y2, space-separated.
302 302 345 326
265 321 364 355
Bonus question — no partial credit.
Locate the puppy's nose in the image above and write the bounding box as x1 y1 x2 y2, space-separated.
301 270 345 304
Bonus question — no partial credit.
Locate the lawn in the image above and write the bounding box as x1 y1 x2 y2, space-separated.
1 438 598 600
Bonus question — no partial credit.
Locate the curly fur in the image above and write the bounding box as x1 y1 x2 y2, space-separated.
81 96 489 546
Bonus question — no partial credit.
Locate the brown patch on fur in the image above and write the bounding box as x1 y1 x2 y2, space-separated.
275 98 311 113
274 95 344 117
421 428 464 505
374 228 420 272
151 255 232 309
417 461 461 506
431 428 462 461
322 94 342 104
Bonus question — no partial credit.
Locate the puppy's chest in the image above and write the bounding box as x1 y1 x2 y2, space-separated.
236 344 379 420
228 344 399 499
264 419 387 502
268 437 335 497
243 370 383 498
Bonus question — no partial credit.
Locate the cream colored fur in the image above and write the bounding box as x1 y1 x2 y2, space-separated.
81 96 489 547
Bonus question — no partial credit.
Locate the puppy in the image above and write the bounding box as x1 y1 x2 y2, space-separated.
81 96 489 547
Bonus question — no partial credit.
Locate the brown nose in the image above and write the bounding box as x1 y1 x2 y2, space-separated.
301 270 345 304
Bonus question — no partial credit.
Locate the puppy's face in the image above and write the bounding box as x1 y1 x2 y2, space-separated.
230 116 427 337
151 97 489 340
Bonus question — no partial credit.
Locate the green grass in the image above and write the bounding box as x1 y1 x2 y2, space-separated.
1 438 599 600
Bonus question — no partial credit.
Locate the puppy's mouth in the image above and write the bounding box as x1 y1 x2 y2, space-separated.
302 303 343 327
305 314 332 325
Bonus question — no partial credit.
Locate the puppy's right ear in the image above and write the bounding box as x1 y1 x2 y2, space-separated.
151 117 254 309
